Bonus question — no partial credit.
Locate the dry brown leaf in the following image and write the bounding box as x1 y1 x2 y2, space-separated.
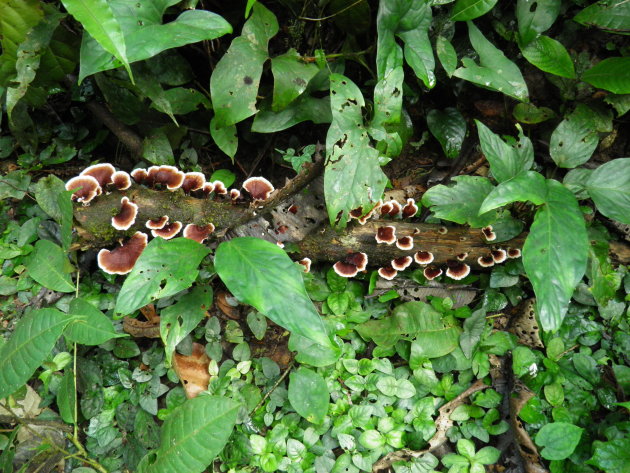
173 342 212 399
216 290 240 319
122 316 160 338
509 299 544 349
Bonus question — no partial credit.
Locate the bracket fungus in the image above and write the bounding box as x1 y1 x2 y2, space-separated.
507 248 521 259
151 221 182 239
80 163 115 188
112 170 131 190
183 223 215 243
146 216 169 230
65 175 101 204
375 226 397 245
445 260 471 280
482 225 496 241
491 249 507 264
391 256 413 271
130 168 148 185
378 265 397 280
147 165 185 190
424 265 443 280
333 252 368 278
414 251 434 265
478 255 495 268
181 172 206 193
402 198 418 219
111 197 138 231
396 236 414 251
242 177 275 201
298 258 312 273
97 232 148 275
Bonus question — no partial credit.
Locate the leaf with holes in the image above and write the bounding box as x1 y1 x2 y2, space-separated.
270 49 319 111
550 104 599 168
516 0 561 45
115 238 210 315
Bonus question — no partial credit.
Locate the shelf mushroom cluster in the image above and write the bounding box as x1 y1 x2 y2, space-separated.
66 164 276 275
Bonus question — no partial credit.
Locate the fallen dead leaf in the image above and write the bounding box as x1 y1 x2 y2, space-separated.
216 290 240 319
173 342 212 399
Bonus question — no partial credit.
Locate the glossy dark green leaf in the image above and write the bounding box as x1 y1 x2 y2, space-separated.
587 439 630 473
521 35 575 78
574 0 630 34
288 333 342 367
454 22 528 102
427 108 466 158
161 286 213 365
436 36 457 77
26 239 74 292
324 74 387 229
422 175 496 227
288 367 329 424
513 103 555 124
582 57 630 95
516 0 561 45
451 0 497 21
210 3 277 128
523 180 588 331
460 309 486 358
115 238 210 315
34 174 66 222
210 117 237 159
0 0 43 85
585 158 630 224
479 171 547 213
57 369 76 424
78 0 231 81
476 121 533 183
65 297 125 345
270 49 319 111
215 238 331 348
137 396 239 473
0 308 73 399
251 95 331 133
535 422 582 460
550 104 599 168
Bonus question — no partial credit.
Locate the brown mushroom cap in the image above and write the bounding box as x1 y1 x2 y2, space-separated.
507 248 521 259
438 226 448 235
391 256 413 271
111 197 138 230
379 202 393 217
213 180 227 195
491 249 507 264
333 252 368 278
298 257 311 273
378 265 398 280
482 225 496 241
151 221 182 239
423 265 443 280
146 216 169 230
478 255 495 267
147 165 185 190
242 176 274 200
131 168 148 185
414 251 434 265
183 223 215 243
456 252 468 261
346 252 368 271
402 198 418 219
181 172 206 193
201 182 215 196
230 189 241 200
375 226 396 245
349 207 364 219
396 236 414 251
80 163 115 188
65 175 101 204
97 232 148 275
387 200 402 217
112 171 131 190
445 260 470 280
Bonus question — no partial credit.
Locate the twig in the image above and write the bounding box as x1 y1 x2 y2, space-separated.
250 360 295 415
0 415 72 433
298 0 365 21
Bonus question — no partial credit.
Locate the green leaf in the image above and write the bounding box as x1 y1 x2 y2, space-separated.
288 333 342 367
0 170 31 200
409 327 460 361
453 22 529 102
288 368 329 424
65 297 125 345
516 0 561 45
376 0 435 88
251 95 331 133
421 175 496 227
474 446 501 465
521 35 575 78
215 238 331 348
451 0 498 21
210 117 237 159
427 108 467 159
324 74 387 229
161 286 213 365
34 174 67 221
25 239 74 292
78 1 231 81
476 121 533 182
0 308 72 399
460 309 486 359
534 422 582 460
270 49 319 111
550 104 599 168
523 180 588 331
138 396 239 473
513 103 555 124
61 0 133 81
582 57 630 95
574 0 630 35
210 3 277 128
57 369 76 424
115 238 210 315
436 36 458 77
585 158 630 224
587 439 630 473
142 129 175 165
479 171 547 213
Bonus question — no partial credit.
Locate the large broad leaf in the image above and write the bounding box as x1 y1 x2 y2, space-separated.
34 176 73 250
451 0 498 21
78 0 231 81
57 369 76 424
521 35 575 78
454 22 529 102
61 0 132 80
214 238 332 348
25 239 75 292
210 118 238 159
161 286 213 365
587 439 630 473
436 36 458 77
422 175 496 227
534 422 583 460
479 171 547 214
251 96 331 133
270 49 319 111
585 158 630 224
210 3 277 128
0 0 43 86
574 0 630 35
427 108 467 159
516 0 561 45
65 297 126 345
324 74 387 229
0 308 73 399
523 180 588 331
582 57 630 95
376 0 435 88
115 238 210 315
288 368 329 424
137 396 239 473
550 104 599 168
